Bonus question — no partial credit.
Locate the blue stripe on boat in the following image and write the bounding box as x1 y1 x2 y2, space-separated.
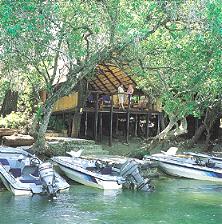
206 171 222 178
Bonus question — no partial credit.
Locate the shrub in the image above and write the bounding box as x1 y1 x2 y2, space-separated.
0 111 31 130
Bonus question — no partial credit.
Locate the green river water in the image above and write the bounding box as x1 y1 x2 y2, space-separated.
0 178 222 224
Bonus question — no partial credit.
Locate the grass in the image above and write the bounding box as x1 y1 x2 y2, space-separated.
101 136 222 159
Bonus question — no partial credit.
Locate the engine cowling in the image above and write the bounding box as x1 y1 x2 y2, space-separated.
39 162 57 196
120 159 154 192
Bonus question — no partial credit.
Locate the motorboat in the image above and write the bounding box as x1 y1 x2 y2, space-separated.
52 151 153 191
0 146 69 196
183 151 222 164
145 147 222 182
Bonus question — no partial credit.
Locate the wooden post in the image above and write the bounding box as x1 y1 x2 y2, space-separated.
134 114 138 137
115 113 119 135
157 113 161 134
109 95 113 147
68 113 72 137
94 93 99 142
84 112 88 137
99 112 103 142
146 112 150 139
126 94 130 144
84 81 89 137
137 114 140 136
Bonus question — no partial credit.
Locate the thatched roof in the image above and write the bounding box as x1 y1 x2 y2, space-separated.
52 62 140 95
88 63 138 94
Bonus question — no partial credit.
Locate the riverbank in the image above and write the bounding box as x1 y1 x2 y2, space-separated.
1 135 222 160
102 136 222 158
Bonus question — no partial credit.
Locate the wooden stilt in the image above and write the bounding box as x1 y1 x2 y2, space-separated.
126 111 130 143
94 93 99 142
109 95 113 147
134 114 138 137
138 114 140 136
68 113 72 137
146 112 150 139
84 112 88 137
116 113 119 135
126 94 130 144
99 112 103 142
157 113 161 134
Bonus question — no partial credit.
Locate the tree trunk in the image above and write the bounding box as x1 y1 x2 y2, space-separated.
71 80 88 137
191 124 205 145
174 117 188 136
31 105 53 154
155 115 188 140
0 90 18 117
191 106 220 147
155 115 178 139
205 127 211 149
160 113 166 131
71 111 82 137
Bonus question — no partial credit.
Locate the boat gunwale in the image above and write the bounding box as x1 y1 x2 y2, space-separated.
52 157 122 182
147 156 222 174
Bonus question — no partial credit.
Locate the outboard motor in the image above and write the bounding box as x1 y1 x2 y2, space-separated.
120 160 153 192
39 162 58 197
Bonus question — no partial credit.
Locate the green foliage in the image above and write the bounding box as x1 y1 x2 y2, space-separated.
0 79 10 104
0 0 161 100
123 0 222 122
0 111 30 129
1 0 222 140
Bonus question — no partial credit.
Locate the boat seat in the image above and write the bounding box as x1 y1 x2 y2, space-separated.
22 166 39 177
20 178 42 185
31 168 39 177
101 167 112 175
86 167 97 172
10 168 22 178
0 158 9 166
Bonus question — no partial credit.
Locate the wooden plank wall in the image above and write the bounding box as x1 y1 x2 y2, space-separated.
53 92 78 112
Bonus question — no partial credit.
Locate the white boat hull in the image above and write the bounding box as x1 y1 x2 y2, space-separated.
146 148 222 182
0 173 33 195
9 187 33 196
0 147 69 196
159 161 222 182
53 155 154 192
59 165 122 190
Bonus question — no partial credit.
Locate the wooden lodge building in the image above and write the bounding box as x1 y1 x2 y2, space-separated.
49 64 163 146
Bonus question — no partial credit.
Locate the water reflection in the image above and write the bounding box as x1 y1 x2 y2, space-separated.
1 179 222 224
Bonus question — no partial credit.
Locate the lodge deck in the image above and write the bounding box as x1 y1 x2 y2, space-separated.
52 105 163 146
84 107 160 115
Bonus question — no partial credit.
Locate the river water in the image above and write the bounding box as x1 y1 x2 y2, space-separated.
0 178 222 224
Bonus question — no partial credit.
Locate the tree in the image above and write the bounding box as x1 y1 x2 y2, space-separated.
0 0 168 152
119 0 222 145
